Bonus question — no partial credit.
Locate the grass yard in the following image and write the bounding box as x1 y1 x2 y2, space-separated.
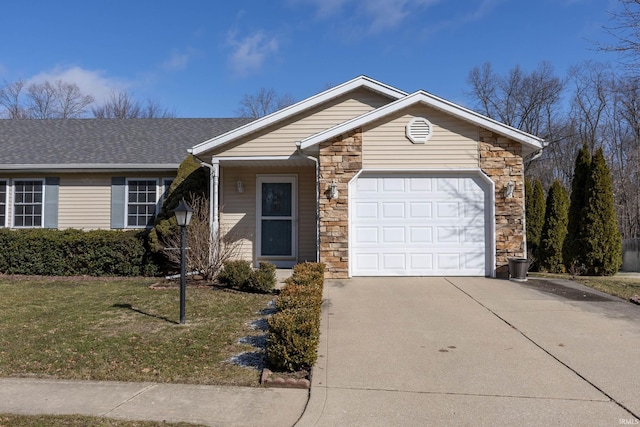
530 272 640 301
0 276 274 386
0 414 206 427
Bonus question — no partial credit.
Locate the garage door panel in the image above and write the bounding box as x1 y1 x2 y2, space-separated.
351 173 489 276
409 202 432 218
382 227 405 243
409 227 432 243
382 202 404 218
436 202 459 219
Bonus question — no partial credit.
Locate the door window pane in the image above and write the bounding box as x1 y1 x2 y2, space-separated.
262 183 292 217
261 220 292 256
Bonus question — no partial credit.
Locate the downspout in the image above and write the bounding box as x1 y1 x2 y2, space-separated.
188 150 219 264
296 141 320 263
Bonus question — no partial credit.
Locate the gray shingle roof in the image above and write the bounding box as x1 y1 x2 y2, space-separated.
0 118 252 169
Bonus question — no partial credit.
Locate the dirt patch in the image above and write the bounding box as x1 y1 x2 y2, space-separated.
522 279 614 302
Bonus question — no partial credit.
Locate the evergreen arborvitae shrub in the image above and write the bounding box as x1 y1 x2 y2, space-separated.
582 148 622 275
563 144 591 272
525 178 545 269
538 180 569 273
147 155 208 256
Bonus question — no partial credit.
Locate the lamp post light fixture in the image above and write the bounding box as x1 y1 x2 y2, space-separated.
173 199 193 324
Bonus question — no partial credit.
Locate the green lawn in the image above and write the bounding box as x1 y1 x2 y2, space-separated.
529 272 640 301
0 276 273 386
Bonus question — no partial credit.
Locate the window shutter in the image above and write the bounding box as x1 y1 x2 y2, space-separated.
111 177 126 229
44 177 59 228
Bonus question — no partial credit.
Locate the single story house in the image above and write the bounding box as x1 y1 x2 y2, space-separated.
0 76 544 278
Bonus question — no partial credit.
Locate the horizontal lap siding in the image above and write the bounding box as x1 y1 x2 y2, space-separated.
220 166 316 266
212 89 393 157
58 175 111 229
363 106 480 169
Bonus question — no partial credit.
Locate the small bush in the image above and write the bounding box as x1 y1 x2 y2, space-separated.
267 262 325 372
244 261 277 293
217 260 253 290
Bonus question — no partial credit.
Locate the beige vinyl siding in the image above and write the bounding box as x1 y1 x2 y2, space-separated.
362 105 480 169
58 175 111 229
212 89 393 158
220 166 316 266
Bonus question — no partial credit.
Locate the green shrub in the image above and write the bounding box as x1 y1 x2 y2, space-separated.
525 178 545 269
563 144 591 272
244 262 277 293
266 308 320 372
538 180 569 273
267 262 324 372
582 148 622 275
0 229 157 276
217 260 253 290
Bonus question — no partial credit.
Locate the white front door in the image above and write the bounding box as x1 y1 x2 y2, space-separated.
350 173 490 276
256 175 297 267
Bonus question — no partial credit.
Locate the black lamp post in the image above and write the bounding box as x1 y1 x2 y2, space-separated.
173 199 193 324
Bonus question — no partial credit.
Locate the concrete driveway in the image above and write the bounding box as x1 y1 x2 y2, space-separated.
296 277 640 426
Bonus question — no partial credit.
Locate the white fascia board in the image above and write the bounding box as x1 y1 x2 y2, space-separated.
0 163 180 173
190 76 408 156
300 91 545 151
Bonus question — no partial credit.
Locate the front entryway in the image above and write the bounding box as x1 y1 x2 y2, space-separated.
256 175 297 268
350 172 492 276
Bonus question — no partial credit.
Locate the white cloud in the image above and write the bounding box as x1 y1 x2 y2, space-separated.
162 48 199 71
27 66 127 104
292 0 440 34
227 30 279 76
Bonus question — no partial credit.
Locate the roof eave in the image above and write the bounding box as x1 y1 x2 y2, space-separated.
299 90 545 152
0 164 181 173
190 75 408 156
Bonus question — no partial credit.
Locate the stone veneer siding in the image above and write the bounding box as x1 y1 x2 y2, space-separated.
479 130 525 278
318 128 363 279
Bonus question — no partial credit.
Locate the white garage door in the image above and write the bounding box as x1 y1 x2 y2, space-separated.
350 173 490 276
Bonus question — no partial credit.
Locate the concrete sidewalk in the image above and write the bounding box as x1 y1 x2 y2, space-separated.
297 276 640 426
0 378 308 426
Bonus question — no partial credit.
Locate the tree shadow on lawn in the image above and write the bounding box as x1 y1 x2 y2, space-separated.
112 303 179 324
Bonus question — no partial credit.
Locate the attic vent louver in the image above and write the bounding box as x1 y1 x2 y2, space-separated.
406 117 432 144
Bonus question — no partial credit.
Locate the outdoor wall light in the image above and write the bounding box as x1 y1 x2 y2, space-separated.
236 178 244 193
329 180 339 199
505 180 515 198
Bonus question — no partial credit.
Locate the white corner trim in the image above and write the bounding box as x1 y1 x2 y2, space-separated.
191 76 407 156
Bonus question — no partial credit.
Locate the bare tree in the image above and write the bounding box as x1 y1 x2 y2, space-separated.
235 88 295 119
0 80 29 118
599 0 640 69
467 61 563 137
161 196 244 281
25 80 94 119
92 90 175 118
1 79 93 119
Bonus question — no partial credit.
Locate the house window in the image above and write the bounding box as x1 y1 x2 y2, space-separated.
162 178 174 204
0 180 7 227
127 179 158 227
13 180 44 227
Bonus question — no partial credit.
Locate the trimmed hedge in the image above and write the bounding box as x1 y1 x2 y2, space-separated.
0 229 157 276
267 262 324 372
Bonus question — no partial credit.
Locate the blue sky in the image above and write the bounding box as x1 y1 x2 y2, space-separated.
0 0 622 117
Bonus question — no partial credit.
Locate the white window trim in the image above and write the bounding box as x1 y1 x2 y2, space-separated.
256 174 298 267
0 179 7 228
125 178 159 229
11 178 45 229
161 177 174 205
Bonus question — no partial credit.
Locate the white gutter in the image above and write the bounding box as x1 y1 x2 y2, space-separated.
296 141 320 263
